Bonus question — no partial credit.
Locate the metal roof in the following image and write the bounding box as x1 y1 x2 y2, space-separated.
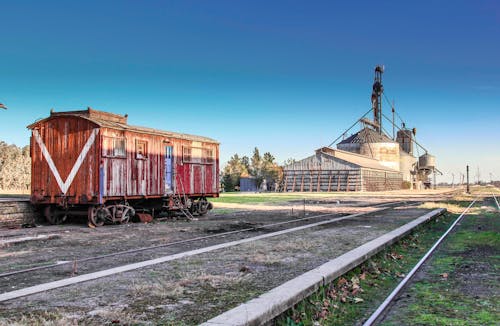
316 146 399 172
338 127 395 144
27 108 219 144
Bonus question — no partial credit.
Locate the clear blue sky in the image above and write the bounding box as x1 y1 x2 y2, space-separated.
1 0 499 183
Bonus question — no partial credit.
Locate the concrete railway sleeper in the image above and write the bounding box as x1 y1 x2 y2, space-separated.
0 205 412 303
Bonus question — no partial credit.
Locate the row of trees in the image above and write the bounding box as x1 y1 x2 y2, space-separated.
0 141 31 191
222 147 284 192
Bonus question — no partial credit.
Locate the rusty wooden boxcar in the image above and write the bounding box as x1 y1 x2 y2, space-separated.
28 108 219 226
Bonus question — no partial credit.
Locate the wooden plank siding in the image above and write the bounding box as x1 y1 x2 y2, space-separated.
361 169 402 191
283 170 362 192
101 131 219 199
31 117 100 204
282 168 403 192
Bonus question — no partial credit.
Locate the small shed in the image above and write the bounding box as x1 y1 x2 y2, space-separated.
283 147 402 192
239 177 258 192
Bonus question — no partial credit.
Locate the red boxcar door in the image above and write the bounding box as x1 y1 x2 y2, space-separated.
205 164 214 194
193 165 203 194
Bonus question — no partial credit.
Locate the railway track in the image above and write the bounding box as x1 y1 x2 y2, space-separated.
0 204 396 278
0 188 460 230
0 198 415 241
0 200 421 302
363 195 498 325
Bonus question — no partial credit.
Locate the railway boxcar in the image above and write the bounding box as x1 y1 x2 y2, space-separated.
28 108 219 226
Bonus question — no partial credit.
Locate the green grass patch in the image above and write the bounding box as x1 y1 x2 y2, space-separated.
447 230 499 252
210 208 240 215
211 193 313 204
394 280 499 326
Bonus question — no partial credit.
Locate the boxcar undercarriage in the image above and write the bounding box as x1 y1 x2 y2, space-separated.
39 195 214 226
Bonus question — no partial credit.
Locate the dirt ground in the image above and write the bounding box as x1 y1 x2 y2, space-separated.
0 194 448 325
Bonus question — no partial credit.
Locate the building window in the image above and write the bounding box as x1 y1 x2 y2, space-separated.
183 146 214 164
183 146 192 163
136 140 148 159
103 137 126 158
203 148 214 164
113 138 126 157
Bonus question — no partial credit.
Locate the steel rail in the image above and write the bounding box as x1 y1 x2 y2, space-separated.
0 201 406 278
492 194 500 210
362 197 478 326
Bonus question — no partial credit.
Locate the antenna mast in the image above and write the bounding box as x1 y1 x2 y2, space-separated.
371 65 384 134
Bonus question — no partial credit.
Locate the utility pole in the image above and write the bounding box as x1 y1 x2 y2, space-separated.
392 102 395 140
466 165 470 194
477 167 481 185
451 173 455 188
433 170 436 190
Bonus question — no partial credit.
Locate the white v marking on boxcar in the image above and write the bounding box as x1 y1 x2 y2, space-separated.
33 128 100 195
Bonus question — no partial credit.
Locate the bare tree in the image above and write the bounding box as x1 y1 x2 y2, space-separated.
0 141 31 191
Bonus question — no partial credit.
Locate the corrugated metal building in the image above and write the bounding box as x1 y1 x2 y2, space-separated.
283 147 402 192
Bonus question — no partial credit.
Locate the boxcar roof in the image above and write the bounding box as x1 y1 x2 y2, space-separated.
27 108 219 144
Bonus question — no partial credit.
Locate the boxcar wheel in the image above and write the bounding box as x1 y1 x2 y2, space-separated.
88 206 109 227
198 201 209 216
119 208 134 224
44 206 68 225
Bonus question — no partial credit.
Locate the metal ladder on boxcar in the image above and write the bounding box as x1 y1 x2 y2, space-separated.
170 173 194 221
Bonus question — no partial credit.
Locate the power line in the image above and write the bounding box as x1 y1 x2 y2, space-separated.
382 92 405 125
327 108 373 147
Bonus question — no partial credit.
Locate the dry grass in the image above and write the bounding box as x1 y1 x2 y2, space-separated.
419 201 498 215
472 185 500 194
271 239 316 252
0 250 31 258
418 202 478 214
249 252 284 265
130 271 247 300
83 308 144 325
0 189 29 195
131 278 186 300
0 311 78 326
247 239 315 265
0 304 147 325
